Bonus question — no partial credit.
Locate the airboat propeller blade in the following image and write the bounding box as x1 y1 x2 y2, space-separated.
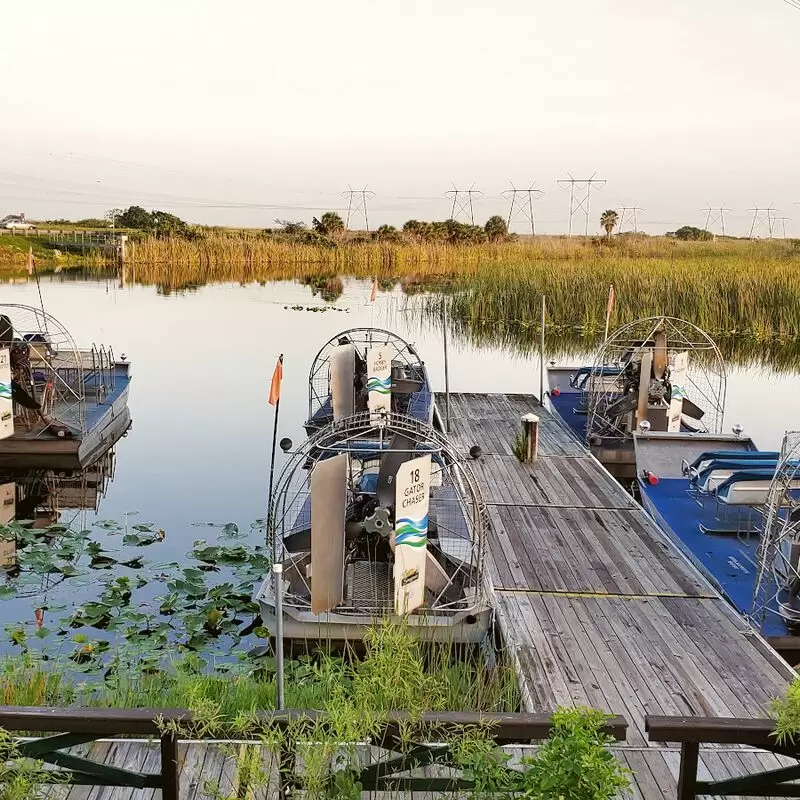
391 378 424 393
681 397 705 421
330 344 355 422
653 326 668 380
605 392 639 419
310 453 348 614
283 528 311 553
393 454 432 615
376 433 416 507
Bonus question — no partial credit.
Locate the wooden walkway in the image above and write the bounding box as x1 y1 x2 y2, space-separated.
41 738 800 800
446 392 797 798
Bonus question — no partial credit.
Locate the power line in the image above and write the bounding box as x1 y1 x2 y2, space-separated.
444 184 482 224
342 186 375 231
617 206 643 234
502 183 544 235
702 206 731 237
557 173 606 235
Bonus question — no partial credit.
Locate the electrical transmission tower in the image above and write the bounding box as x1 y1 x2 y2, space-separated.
702 206 731 237
617 206 643 234
774 217 790 239
445 185 482 224
342 186 375 231
502 183 544 235
557 173 606 235
747 206 778 239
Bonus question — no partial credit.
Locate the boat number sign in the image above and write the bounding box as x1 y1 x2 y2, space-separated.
668 351 689 432
0 349 12 441
367 346 392 421
394 454 431 615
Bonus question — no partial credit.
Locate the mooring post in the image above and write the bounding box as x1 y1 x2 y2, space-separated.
521 413 540 463
443 301 451 432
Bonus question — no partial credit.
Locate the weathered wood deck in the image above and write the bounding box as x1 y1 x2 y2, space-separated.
446 392 797 797
41 738 800 800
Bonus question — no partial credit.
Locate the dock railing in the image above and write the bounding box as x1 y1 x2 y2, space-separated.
646 714 800 799
0 706 627 798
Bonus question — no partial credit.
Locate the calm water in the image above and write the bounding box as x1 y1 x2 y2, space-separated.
1 274 798 660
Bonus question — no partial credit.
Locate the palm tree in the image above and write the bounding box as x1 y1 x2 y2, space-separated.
484 215 509 243
312 212 345 238
600 210 619 238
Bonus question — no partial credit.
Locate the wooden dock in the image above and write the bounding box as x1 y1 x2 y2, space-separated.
446 392 796 798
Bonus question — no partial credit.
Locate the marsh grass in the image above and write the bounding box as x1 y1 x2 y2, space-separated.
125 235 800 345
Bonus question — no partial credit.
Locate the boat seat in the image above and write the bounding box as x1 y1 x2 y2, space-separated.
714 469 787 507
690 458 779 493
685 450 779 475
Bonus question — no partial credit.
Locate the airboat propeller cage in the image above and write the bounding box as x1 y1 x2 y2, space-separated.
0 304 92 436
267 411 489 633
306 328 433 433
585 316 726 443
753 431 800 629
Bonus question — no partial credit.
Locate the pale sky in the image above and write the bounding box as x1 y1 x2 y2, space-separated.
2 0 798 236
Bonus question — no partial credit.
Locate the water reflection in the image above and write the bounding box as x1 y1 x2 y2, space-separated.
420 295 800 373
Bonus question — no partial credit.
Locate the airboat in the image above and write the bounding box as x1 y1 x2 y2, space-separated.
546 316 727 479
635 423 800 654
256 331 491 646
304 328 434 435
0 305 131 469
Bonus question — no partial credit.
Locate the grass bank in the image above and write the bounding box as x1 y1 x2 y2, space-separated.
0 235 95 275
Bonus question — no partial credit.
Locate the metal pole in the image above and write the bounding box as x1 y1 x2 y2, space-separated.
273 562 285 710
539 295 546 406
443 301 450 432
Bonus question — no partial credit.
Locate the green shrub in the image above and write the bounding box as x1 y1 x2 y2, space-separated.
517 707 630 800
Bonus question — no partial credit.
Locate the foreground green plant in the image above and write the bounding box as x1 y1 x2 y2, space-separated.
0 727 66 800
772 677 800 745
518 707 630 800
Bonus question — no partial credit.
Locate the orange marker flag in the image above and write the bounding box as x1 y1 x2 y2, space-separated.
604 284 615 340
370 276 378 302
268 354 283 406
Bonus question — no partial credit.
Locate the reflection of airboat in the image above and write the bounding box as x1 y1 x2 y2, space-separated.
257 331 490 646
547 317 726 479
305 328 434 435
0 304 132 468
0 444 121 592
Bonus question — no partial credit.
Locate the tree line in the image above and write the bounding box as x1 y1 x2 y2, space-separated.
40 205 723 243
